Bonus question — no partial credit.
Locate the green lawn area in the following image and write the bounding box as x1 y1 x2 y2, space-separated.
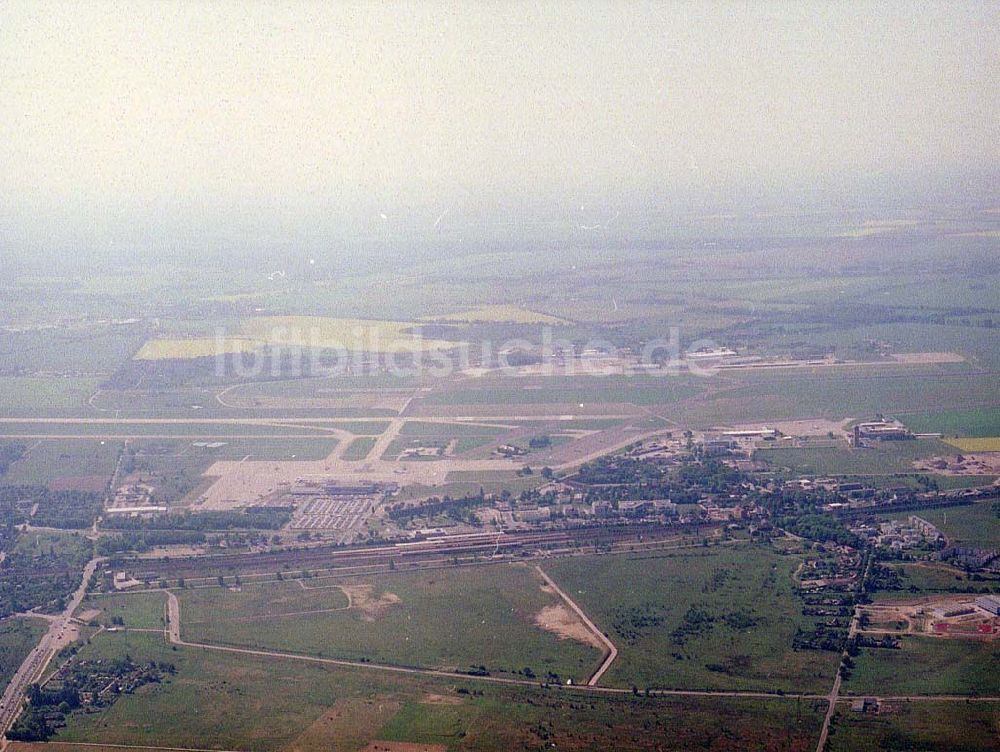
178 563 603 683
543 544 841 693
844 637 1000 696
221 374 420 401
451 435 500 453
827 700 1000 751
421 374 704 407
904 406 1000 438
398 421 514 438
0 617 46 693
672 367 999 428
76 591 167 630
0 421 341 438
87 387 398 421
342 436 377 460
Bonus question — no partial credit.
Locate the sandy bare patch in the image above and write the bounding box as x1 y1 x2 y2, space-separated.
48 475 109 492
341 583 401 621
860 597 1000 639
891 352 965 364
420 693 464 705
363 743 446 752
76 608 101 623
914 452 1000 475
51 622 79 650
534 604 604 649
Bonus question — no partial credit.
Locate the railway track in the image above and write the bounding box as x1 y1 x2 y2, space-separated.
125 522 713 581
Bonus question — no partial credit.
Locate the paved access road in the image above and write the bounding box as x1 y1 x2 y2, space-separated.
0 557 103 747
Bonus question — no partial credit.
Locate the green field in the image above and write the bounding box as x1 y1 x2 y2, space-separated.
905 407 1000 438
670 367 1000 427
12 529 93 560
89 387 399 420
452 435 504 453
421 374 704 407
1 439 122 487
77 591 167 630
0 617 46 693
827 700 1000 751
0 327 145 376
875 563 977 598
223 374 421 398
178 564 603 683
755 438 958 476
45 630 826 751
871 502 1000 559
947 437 1000 452
889 502 1000 550
398 421 515 438
0 377 99 417
543 544 841 693
845 637 1000 696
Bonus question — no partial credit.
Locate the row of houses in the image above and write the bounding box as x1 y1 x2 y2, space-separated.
511 499 678 524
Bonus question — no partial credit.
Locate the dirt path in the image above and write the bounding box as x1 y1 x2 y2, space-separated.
534 565 618 686
151 591 1000 718
815 601 863 752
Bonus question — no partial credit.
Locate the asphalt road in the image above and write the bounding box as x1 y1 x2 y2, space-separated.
0 557 103 746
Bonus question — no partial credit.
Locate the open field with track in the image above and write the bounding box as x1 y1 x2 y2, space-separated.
17 630 830 752
176 564 604 684
541 544 841 693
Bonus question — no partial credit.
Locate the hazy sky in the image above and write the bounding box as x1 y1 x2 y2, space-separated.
1 1 997 252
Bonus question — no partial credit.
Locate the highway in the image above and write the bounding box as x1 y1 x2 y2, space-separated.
0 557 102 746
